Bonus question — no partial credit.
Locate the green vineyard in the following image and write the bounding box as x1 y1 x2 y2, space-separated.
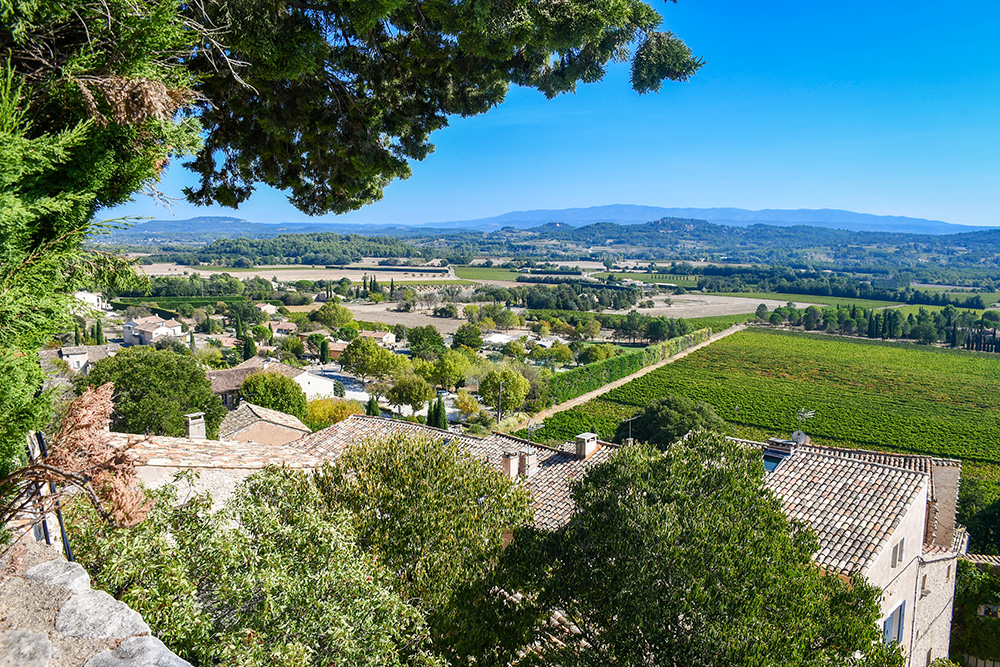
523 328 1000 481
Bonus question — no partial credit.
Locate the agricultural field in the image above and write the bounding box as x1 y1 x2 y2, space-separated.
682 313 754 332
592 271 699 287
452 266 521 281
522 329 1000 542
715 291 900 308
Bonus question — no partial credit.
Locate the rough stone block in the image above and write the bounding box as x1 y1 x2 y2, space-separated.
26 560 92 594
0 630 52 667
84 636 192 667
55 590 150 639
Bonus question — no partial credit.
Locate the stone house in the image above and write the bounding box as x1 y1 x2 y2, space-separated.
358 330 396 347
207 356 342 409
56 343 120 374
266 320 299 336
749 438 965 665
122 316 182 346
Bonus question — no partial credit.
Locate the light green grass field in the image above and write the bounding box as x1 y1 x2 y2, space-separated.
453 266 521 281
715 292 900 308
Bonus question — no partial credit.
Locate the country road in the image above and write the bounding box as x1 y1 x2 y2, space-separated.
514 324 748 431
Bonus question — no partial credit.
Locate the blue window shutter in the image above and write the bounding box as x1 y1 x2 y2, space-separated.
897 601 906 644
884 616 892 644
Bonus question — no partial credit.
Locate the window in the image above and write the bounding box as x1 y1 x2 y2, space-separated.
980 604 1000 619
883 601 905 646
890 538 905 568
925 649 932 667
762 449 790 472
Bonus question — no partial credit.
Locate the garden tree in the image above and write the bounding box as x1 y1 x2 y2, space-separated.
617 393 723 446
433 350 473 392
319 338 330 364
225 300 264 328
479 366 530 419
82 347 226 438
502 435 904 667
66 469 444 667
548 342 574 366
756 303 769 320
388 372 435 415
341 337 407 383
304 397 364 431
238 372 308 421
307 332 327 354
463 305 480 322
454 391 483 420
578 343 615 365
366 395 381 417
493 310 519 332
250 324 272 343
393 324 406 343
313 434 533 659
501 340 526 361
311 300 355 329
409 325 446 360
338 326 359 341
577 318 602 340
452 323 484 351
950 559 1000 659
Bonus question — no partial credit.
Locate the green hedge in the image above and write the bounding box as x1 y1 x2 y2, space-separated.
547 328 711 404
114 295 253 308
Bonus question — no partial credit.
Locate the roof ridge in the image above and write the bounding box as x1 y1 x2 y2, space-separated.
799 448 930 479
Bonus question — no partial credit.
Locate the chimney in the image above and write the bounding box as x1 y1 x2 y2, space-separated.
576 433 598 460
518 447 538 478
502 450 519 480
184 412 206 439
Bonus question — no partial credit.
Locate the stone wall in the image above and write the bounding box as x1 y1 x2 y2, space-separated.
0 539 190 667
911 550 958 667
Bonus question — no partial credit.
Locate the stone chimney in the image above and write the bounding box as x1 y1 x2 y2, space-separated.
576 433 598 460
518 448 538 478
502 450 519 480
184 412 206 439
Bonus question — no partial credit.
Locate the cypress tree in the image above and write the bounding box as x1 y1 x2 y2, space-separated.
319 339 330 364
427 400 437 426
366 395 380 416
96 319 104 344
371 276 378 292
435 397 447 429
390 278 395 294
190 330 196 352
74 324 81 345
243 334 257 360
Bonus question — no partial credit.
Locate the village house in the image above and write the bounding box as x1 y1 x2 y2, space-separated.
218 402 311 446
56 343 120 374
207 356 341 409
742 438 965 665
254 302 279 316
358 330 396 347
122 315 183 346
266 320 299 336
73 290 110 312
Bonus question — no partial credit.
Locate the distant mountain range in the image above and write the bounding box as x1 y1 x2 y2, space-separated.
424 205 991 235
105 205 993 244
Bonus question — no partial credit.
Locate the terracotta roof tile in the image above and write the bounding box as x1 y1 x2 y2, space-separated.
219 402 311 440
764 450 926 576
109 433 320 469
296 415 619 530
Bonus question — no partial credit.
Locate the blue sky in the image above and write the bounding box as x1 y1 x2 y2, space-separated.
110 0 1000 227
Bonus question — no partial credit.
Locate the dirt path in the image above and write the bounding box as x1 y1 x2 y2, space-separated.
514 324 747 430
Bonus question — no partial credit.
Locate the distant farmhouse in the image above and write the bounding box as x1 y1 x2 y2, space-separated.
122 315 183 346
54 343 120 375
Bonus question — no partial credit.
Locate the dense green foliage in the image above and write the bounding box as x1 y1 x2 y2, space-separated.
547 328 710 403
314 434 533 660
951 560 1000 659
504 435 903 667
82 346 225 438
618 394 723 446
239 372 309 421
67 470 443 666
153 234 423 267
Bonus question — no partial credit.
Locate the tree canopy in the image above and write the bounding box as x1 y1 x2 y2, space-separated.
82 346 226 438
504 434 904 667
617 393 724 446
239 371 309 421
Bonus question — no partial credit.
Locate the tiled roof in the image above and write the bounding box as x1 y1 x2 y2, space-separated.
296 415 619 530
108 433 320 469
219 402 311 440
236 356 304 378
799 445 934 475
962 553 1000 568
60 346 88 356
207 367 256 394
765 450 926 576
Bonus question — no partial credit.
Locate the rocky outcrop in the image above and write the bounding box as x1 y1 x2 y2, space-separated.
0 540 190 667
